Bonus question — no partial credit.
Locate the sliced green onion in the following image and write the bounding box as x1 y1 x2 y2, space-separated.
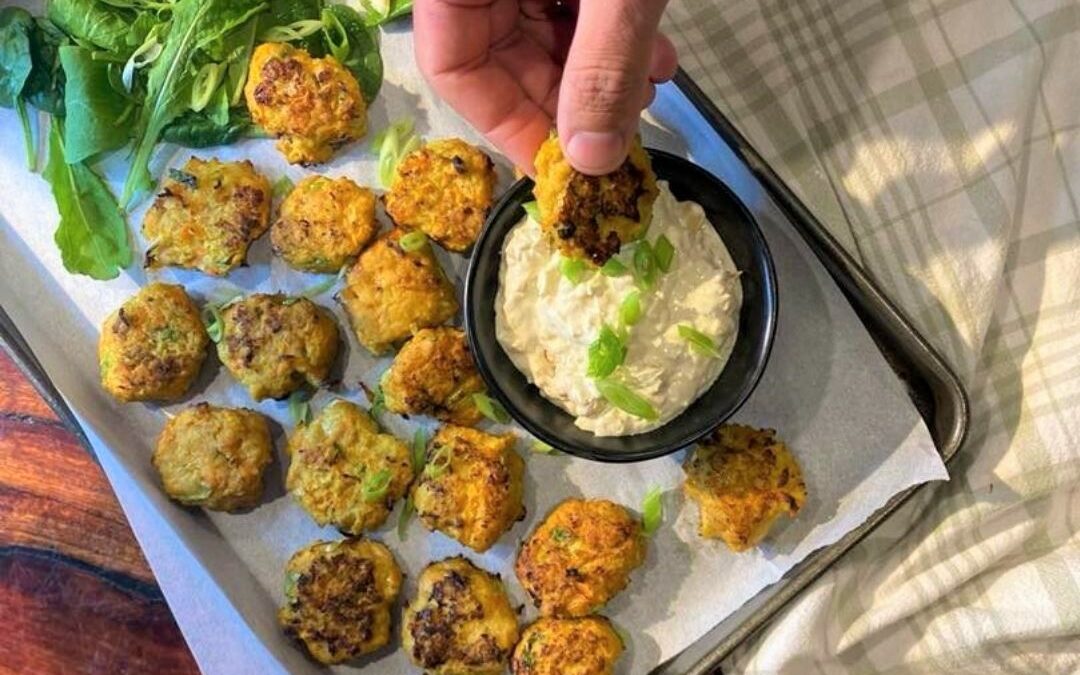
375 119 419 188
424 444 453 478
633 240 658 290
190 62 226 112
522 200 541 222
654 234 675 273
121 26 163 93
641 486 663 535
586 324 626 379
168 168 197 188
201 304 224 343
369 384 386 418
288 389 313 426
473 393 510 424
284 570 301 598
321 8 351 63
595 380 658 420
551 526 572 542
411 429 427 473
677 324 722 358
559 256 589 285
298 266 347 298
272 176 294 199
361 467 393 503
259 19 324 43
397 492 415 539
531 440 561 455
619 291 642 327
600 257 628 277
399 230 428 252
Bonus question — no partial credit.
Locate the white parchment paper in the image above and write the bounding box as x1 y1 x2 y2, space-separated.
0 18 947 675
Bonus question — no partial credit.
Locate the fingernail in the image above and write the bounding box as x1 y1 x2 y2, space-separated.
565 131 627 175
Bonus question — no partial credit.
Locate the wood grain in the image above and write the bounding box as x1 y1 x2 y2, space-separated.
0 352 199 674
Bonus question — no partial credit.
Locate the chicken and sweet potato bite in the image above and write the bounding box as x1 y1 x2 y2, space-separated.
384 138 496 252
683 424 807 552
402 556 519 675
215 294 339 401
142 157 271 276
381 327 486 426
533 133 658 265
286 399 413 534
245 42 367 165
412 425 525 552
279 538 402 665
271 175 378 273
510 616 624 675
338 228 458 355
151 403 271 511
515 498 646 617
98 282 208 402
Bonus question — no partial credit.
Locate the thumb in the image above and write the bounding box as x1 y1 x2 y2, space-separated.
557 0 669 175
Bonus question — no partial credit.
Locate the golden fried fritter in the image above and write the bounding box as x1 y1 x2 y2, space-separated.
381 327 486 426
533 133 658 265
142 157 271 276
245 42 366 165
286 399 413 534
98 282 208 402
402 556 519 675
384 138 496 252
271 175 378 273
216 294 339 401
683 424 807 552
515 499 646 617
279 538 402 665
151 403 271 511
338 228 458 355
510 617 623 675
412 425 525 552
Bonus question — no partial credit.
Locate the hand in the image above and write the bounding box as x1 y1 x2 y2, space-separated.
414 0 678 175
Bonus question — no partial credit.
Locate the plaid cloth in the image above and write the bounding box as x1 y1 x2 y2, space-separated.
663 0 1080 672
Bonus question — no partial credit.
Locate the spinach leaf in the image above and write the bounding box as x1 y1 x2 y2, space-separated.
24 19 68 115
60 45 131 164
47 0 135 55
0 7 33 108
121 0 268 206
322 4 381 103
44 121 131 280
258 0 325 55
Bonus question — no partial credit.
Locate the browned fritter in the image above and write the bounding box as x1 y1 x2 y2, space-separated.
142 157 271 276
271 175 378 273
384 138 496 252
515 499 646 617
683 424 807 552
337 228 459 355
402 556 519 675
533 134 658 265
279 538 402 664
98 282 208 402
411 425 525 552
216 294 339 400
245 42 367 165
380 327 486 426
510 616 624 675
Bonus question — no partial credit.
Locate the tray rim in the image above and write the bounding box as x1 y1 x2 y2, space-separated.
0 68 970 675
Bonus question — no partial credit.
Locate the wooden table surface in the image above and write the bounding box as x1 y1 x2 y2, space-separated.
0 350 200 674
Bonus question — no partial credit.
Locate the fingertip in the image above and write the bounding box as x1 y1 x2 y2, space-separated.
649 34 679 83
563 130 629 175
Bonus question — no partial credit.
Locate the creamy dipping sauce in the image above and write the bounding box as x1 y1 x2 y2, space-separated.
495 182 742 436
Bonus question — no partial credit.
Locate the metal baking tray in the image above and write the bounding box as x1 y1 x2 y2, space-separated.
0 69 968 674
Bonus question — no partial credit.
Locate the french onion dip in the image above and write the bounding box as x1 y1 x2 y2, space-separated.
495 182 742 436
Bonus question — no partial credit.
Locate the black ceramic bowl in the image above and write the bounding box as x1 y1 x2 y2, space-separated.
464 150 777 462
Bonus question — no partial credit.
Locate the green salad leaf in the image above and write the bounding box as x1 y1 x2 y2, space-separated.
24 18 69 116
59 46 132 163
44 121 131 280
594 379 658 420
587 324 626 379
47 0 137 55
161 107 253 147
121 0 268 206
0 8 33 109
321 4 382 103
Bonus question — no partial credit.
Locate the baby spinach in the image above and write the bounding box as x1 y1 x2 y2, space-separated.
121 0 268 206
0 8 35 168
44 121 131 280
47 0 135 55
161 107 253 147
24 19 68 115
60 46 132 163
321 4 382 103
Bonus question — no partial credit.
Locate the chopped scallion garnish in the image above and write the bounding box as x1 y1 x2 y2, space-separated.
288 388 313 426
531 440 561 455
399 230 428 252
633 240 658 289
559 256 589 285
298 266 347 298
259 19 324 43
411 429 427 473
201 303 224 343
619 291 642 327
361 467 393 503
321 8 350 63
594 379 658 420
641 486 664 535
473 393 510 424
375 118 419 187
272 175 294 199
397 493 415 539
522 200 541 222
600 257 628 277
586 324 626 379
424 444 453 478
677 324 722 358
654 234 675 273
190 62 226 112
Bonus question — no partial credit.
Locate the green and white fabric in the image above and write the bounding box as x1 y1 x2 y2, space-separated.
664 0 1080 672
